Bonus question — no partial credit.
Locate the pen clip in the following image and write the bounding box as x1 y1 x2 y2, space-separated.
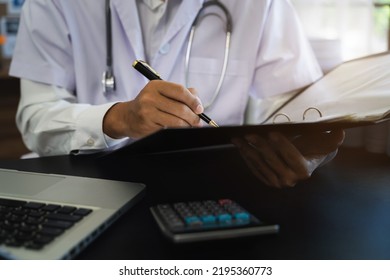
132 60 162 79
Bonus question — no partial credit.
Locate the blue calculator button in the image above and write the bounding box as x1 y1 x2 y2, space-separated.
200 215 217 224
234 212 250 222
218 213 232 224
185 216 202 226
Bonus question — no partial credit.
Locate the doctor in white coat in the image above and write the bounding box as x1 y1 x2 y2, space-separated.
10 0 344 188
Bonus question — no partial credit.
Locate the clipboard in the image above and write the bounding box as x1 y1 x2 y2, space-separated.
95 117 390 157
74 52 390 157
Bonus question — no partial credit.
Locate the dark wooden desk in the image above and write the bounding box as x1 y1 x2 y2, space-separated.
1 147 390 260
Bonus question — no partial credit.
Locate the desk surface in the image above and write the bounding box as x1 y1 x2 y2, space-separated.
1 147 390 260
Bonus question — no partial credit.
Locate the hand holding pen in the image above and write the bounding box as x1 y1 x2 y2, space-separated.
132 60 219 127
103 76 207 139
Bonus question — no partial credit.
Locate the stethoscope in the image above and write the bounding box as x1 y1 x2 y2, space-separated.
102 0 233 107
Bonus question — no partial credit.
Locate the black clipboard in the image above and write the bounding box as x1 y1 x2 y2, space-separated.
92 118 389 158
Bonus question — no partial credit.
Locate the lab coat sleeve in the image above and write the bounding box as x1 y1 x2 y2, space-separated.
244 89 300 124
17 79 124 156
251 0 322 99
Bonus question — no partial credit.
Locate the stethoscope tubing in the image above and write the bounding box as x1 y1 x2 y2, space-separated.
185 0 233 109
103 0 233 103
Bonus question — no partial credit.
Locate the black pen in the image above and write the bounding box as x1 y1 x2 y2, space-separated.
132 60 219 128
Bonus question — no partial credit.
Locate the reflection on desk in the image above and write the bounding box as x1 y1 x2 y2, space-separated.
0 147 390 260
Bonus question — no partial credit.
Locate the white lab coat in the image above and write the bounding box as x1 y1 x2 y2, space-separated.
10 0 322 156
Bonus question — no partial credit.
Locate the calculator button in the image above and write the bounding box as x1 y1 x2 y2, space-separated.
158 205 178 216
196 210 211 216
218 199 233 205
157 204 173 211
167 220 185 230
217 213 232 224
184 216 202 226
234 212 250 221
200 215 217 224
173 203 187 210
188 202 202 209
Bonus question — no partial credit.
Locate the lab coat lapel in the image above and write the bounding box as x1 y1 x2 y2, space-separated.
153 0 204 78
162 0 204 44
111 0 145 59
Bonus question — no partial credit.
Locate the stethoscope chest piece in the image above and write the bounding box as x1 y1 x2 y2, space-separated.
102 69 115 93
103 0 116 94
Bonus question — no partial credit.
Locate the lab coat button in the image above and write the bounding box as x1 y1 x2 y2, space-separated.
159 43 170 55
86 138 95 146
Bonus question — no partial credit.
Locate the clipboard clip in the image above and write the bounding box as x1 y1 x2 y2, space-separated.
273 107 323 123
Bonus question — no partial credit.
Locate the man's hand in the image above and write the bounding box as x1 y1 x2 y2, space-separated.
232 129 345 188
103 80 203 139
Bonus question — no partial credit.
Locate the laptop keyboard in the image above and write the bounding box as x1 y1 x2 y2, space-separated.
0 198 93 250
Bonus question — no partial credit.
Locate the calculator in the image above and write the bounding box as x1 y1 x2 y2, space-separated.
150 199 279 243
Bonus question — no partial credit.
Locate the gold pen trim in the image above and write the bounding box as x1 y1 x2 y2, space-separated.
133 60 162 79
209 120 219 128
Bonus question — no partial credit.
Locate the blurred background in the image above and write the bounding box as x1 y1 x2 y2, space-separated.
0 0 390 159
0 0 28 159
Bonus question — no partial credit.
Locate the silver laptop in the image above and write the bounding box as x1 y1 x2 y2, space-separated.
0 168 145 260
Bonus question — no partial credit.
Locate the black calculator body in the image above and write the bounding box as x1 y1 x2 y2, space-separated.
150 199 279 243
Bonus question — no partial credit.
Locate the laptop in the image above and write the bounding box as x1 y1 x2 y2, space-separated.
0 168 145 260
